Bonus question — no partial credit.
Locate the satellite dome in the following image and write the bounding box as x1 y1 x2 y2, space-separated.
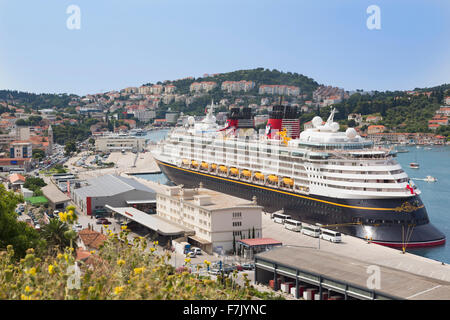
330 122 340 132
187 116 195 126
346 127 357 139
312 116 323 128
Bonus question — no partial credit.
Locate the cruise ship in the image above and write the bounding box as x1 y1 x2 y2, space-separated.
152 102 445 248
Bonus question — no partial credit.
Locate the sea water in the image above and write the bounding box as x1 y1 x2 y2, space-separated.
396 145 450 263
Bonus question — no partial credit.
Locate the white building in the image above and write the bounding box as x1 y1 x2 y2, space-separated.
156 186 263 253
94 134 146 152
9 141 32 158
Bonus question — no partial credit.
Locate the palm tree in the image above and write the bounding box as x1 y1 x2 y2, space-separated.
41 218 77 252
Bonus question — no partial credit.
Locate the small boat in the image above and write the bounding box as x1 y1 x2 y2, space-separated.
230 167 239 176
396 148 409 153
219 165 228 173
409 162 420 169
424 176 437 182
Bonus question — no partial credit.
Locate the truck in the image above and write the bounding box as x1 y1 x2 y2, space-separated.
173 240 191 255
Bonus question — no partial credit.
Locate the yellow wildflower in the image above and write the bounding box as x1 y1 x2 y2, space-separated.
117 259 125 266
21 294 32 300
48 264 54 274
184 258 191 264
90 250 95 254
121 225 127 230
113 286 124 295
204 260 211 266
134 267 145 275
27 267 36 276
25 286 31 293
150 247 155 253
153 240 158 246
57 253 63 259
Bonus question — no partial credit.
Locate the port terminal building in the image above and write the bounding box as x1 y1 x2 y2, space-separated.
255 246 450 300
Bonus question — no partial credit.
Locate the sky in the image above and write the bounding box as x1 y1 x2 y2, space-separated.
0 0 449 96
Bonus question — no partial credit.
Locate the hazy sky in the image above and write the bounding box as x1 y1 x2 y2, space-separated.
0 0 449 96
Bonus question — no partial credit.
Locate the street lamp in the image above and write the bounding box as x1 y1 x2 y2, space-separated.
315 223 323 250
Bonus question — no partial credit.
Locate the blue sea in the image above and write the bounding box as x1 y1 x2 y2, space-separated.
138 129 450 262
395 145 450 262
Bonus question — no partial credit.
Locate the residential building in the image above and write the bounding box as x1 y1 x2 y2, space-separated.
348 113 362 125
445 97 450 105
259 85 300 96
9 141 32 158
221 81 255 93
190 82 217 93
367 125 386 134
156 186 262 253
366 115 383 123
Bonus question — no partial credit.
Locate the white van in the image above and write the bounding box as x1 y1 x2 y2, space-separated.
284 219 302 232
320 228 342 243
301 223 321 238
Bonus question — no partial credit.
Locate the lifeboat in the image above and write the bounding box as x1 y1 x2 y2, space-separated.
191 160 199 167
182 159 189 165
242 169 251 178
283 177 294 186
219 165 228 173
230 168 239 176
254 172 264 180
211 164 217 170
268 175 278 183
201 162 209 170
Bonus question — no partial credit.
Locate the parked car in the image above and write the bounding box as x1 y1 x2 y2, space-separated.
191 247 202 255
233 264 244 271
241 263 255 270
208 268 221 275
96 218 111 225
185 251 196 258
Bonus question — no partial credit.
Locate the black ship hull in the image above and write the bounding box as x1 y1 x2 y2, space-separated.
157 160 445 248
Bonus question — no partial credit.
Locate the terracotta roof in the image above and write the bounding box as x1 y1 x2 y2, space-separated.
76 248 92 261
9 173 26 184
78 229 107 250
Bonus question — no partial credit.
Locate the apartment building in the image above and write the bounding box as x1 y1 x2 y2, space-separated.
221 81 255 93
190 82 217 93
259 85 300 96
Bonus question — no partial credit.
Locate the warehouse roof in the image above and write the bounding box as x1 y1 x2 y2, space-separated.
73 174 156 198
42 183 71 204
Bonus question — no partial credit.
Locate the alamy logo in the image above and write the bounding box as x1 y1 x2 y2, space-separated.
67 263 81 289
366 5 381 30
366 265 381 290
66 5 81 30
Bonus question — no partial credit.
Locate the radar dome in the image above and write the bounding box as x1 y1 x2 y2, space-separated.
346 127 357 139
312 116 323 128
187 116 195 126
330 122 340 132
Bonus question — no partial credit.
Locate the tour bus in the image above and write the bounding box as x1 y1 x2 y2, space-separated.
320 228 342 243
272 212 291 224
301 223 321 238
284 219 302 232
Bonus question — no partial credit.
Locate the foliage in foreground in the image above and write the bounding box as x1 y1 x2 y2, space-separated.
0 227 281 300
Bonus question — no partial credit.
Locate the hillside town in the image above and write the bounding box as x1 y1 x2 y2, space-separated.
1 69 450 302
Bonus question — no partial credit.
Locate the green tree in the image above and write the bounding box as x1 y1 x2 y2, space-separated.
41 218 77 253
0 185 45 259
64 141 77 156
32 149 45 160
